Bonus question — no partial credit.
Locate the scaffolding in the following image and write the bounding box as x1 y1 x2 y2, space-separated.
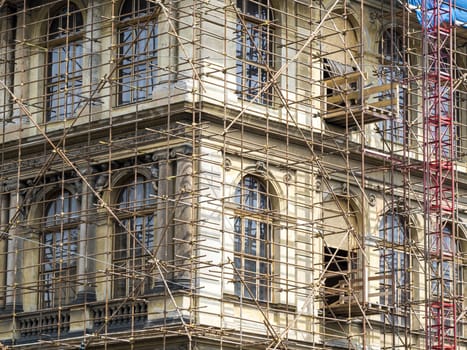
0 0 466 349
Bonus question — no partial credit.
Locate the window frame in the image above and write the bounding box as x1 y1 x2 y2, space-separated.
39 190 80 308
233 174 273 302
378 213 409 326
116 0 159 106
378 27 407 144
235 0 276 106
45 2 84 122
112 174 156 298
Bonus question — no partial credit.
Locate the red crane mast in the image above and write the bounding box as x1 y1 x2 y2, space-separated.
422 1 457 349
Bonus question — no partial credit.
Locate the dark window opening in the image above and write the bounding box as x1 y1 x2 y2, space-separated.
323 247 356 306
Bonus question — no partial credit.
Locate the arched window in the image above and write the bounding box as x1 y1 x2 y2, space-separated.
40 190 80 308
379 213 409 325
46 3 83 121
378 27 406 143
235 0 275 105
117 0 158 105
321 9 358 78
381 28 404 63
321 194 359 308
233 175 272 301
113 175 155 297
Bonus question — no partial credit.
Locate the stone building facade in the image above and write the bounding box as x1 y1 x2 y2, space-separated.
0 0 466 349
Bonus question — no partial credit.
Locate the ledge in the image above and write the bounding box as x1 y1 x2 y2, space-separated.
222 293 297 313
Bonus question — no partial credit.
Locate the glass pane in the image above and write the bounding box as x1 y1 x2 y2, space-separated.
245 237 256 256
379 214 405 244
114 228 128 259
245 219 256 237
118 176 155 210
244 261 256 298
114 263 127 297
259 262 268 300
133 217 144 256
120 0 133 18
42 273 54 307
121 0 155 20
260 223 268 257
49 4 83 39
234 257 241 296
234 217 242 247
47 41 83 121
245 258 256 273
145 215 155 248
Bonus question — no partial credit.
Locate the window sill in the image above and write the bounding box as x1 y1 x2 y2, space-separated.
236 94 280 110
222 292 296 313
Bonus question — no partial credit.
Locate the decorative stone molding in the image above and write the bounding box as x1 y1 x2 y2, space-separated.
315 179 322 192
95 172 109 194
341 182 348 195
150 164 159 178
170 145 193 158
255 161 267 175
224 158 232 171
369 11 379 24
5 179 24 192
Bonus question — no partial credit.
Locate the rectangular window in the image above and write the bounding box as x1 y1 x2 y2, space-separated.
235 0 275 106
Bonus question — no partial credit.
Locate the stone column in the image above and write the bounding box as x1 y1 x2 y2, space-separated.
0 182 14 346
173 146 193 286
0 184 9 308
153 152 173 290
5 181 24 312
0 5 15 123
83 0 103 117
75 168 96 303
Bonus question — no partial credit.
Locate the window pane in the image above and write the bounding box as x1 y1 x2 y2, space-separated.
49 4 83 39
114 263 127 298
47 42 83 121
234 256 242 297
259 262 268 300
244 259 257 298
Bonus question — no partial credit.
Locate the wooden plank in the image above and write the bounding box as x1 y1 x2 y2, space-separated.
369 98 396 109
323 71 367 87
324 105 362 119
323 105 393 127
326 82 398 105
